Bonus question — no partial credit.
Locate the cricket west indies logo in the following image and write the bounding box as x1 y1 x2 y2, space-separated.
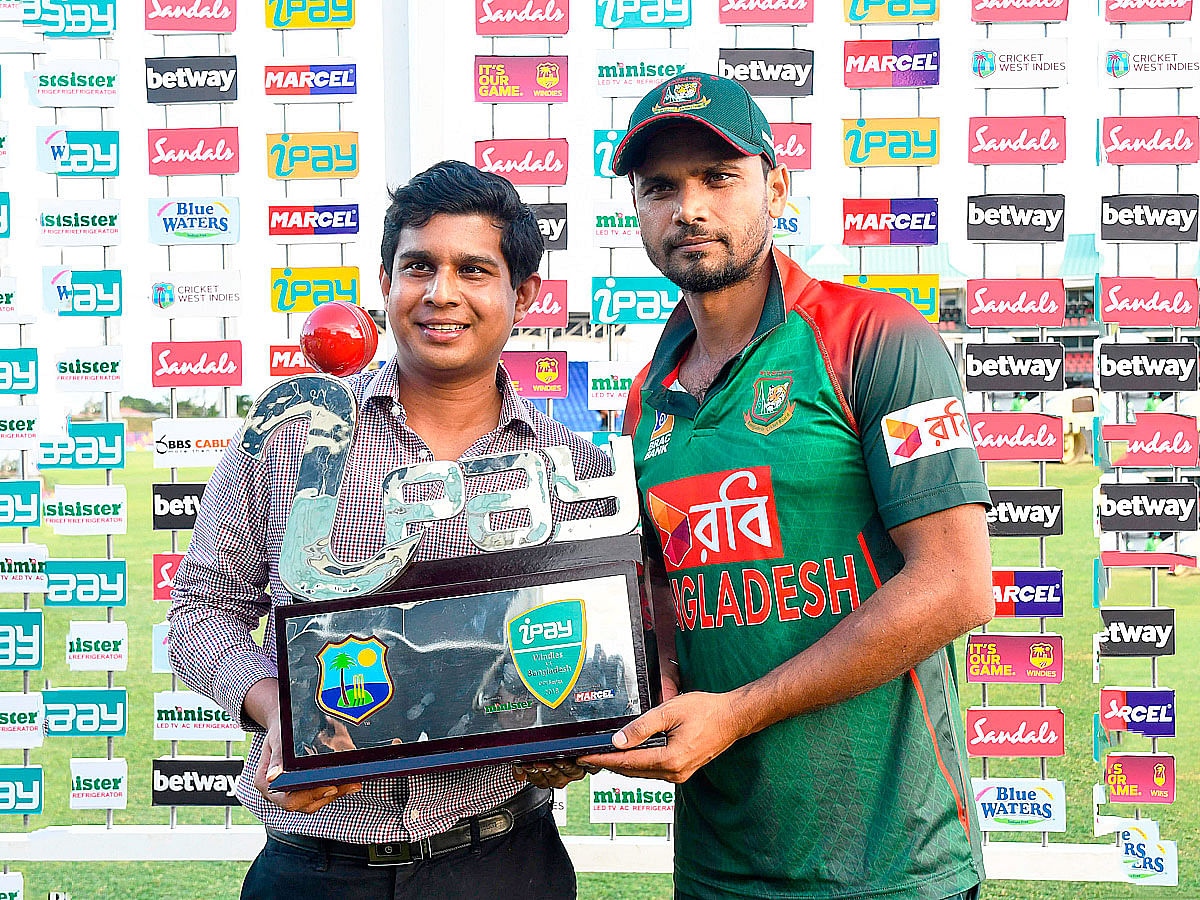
264 62 356 100
146 0 236 31
991 568 1063 618
476 0 568 34
151 340 242 388
971 40 1068 87
1106 0 1193 21
507 600 586 708
499 351 568 399
966 633 1064 684
267 131 358 179
596 0 691 27
843 39 940 88
1102 413 1199 468
268 203 359 241
968 116 1066 165
1101 117 1199 165
880 397 973 467
966 707 1065 757
475 56 568 102
843 199 938 246
148 127 239 175
744 373 795 435
718 0 813 23
965 279 1066 328
972 0 1069 21
1106 754 1175 804
972 779 1066 833
845 0 938 22
316 636 393 724
475 139 568 185
647 467 782 572
843 118 939 166
968 412 1064 462
1101 687 1175 738
267 0 355 28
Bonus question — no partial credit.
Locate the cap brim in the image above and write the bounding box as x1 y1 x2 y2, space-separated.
612 112 761 177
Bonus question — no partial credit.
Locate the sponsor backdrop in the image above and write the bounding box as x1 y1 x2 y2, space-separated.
0 0 1197 894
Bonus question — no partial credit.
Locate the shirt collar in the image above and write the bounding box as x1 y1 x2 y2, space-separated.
368 356 536 434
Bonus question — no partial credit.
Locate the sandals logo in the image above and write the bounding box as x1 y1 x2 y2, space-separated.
506 600 586 708
316 636 393 724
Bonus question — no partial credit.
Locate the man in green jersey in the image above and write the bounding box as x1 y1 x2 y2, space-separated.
578 73 994 900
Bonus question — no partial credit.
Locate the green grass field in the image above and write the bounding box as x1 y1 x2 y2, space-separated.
0 455 1192 898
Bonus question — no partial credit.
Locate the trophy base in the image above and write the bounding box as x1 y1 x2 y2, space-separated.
271 731 668 791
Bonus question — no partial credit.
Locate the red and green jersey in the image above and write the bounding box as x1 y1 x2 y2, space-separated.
625 248 989 900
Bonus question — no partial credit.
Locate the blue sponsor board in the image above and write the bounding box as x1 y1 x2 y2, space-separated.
594 129 627 177
43 687 127 737
0 480 40 528
43 267 123 317
23 0 116 37
35 127 120 177
37 421 125 470
992 567 1064 618
596 0 691 28
44 558 128 607
591 276 682 325
0 192 9 238
0 766 43 815
0 348 37 395
1103 687 1176 739
0 610 42 672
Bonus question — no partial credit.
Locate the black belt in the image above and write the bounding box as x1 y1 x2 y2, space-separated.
265 787 551 867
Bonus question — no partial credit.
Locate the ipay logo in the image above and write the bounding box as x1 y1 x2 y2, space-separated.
846 0 937 22
44 559 126 607
596 0 690 28
591 277 680 325
43 688 126 736
0 767 41 813
0 482 40 528
271 267 359 312
37 422 124 469
38 128 119 176
267 0 355 28
267 132 358 179
46 268 123 316
0 350 38 395
843 118 939 166
24 0 116 36
0 612 42 670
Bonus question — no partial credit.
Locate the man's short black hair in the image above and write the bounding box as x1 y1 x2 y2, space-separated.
381 160 543 289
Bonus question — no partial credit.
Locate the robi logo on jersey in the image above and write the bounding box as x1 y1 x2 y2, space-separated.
647 467 783 572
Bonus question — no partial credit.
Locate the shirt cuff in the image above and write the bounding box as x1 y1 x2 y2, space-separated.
210 649 279 733
878 482 993 532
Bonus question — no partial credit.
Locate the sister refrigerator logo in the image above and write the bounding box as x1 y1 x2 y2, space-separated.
38 200 121 246
26 60 119 107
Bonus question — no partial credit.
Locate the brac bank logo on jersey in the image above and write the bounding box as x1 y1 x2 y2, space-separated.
845 0 938 22
646 467 783 572
35 127 119 178
271 266 359 312
264 61 356 101
596 0 690 28
23 0 115 36
964 279 1065 328
1101 687 1175 738
267 131 358 179
1106 0 1193 21
966 706 1065 757
591 277 681 325
476 0 568 34
972 779 1067 832
476 138 568 186
843 199 938 246
968 116 1066 165
148 127 239 175
719 0 813 23
844 39 940 88
145 0 237 32
881 397 973 467
971 0 1068 21
149 197 240 245
43 267 123 317
1101 117 1199 165
266 0 354 28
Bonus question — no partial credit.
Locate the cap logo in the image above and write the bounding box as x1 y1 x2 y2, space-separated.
652 76 710 113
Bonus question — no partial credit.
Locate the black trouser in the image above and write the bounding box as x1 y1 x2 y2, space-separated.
241 805 576 900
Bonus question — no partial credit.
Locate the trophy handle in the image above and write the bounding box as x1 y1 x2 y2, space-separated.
240 374 422 601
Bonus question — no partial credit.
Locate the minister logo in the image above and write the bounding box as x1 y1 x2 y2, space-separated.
44 558 127 607
591 277 680 325
26 59 119 107
845 0 937 21
1102 413 1199 468
965 279 1065 328
968 116 1066 165
646 467 782 572
475 139 568 186
843 118 939 166
35 127 119 177
476 0 568 34
966 706 1065 757
23 0 115 36
1106 0 1193 21
986 488 1064 537
844 39 940 88
264 62 356 100
718 49 814 97
1101 194 1199 242
1101 688 1175 738
271 266 359 312
267 0 354 28
149 197 239 245
596 49 688 97
268 203 359 241
1101 117 1199 165
972 0 1069 21
44 267 123 317
967 195 1065 242
965 343 1064 393
148 127 239 175
991 568 1064 618
145 56 237 103
1096 342 1199 392
267 131 358 179
145 0 237 32
843 198 938 246
1099 483 1199 532
596 0 690 27
719 0 812 23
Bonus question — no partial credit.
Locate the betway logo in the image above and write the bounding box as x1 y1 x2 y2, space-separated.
1099 494 1196 522
969 202 1062 233
1102 202 1197 233
152 769 237 797
988 501 1060 528
153 493 201 519
145 66 235 93
1098 355 1195 383
1105 621 1173 648
966 354 1061 382
718 58 812 86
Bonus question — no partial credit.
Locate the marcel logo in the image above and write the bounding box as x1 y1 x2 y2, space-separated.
264 62 357 99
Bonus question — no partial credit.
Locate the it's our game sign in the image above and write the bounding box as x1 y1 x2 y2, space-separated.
966 633 1064 684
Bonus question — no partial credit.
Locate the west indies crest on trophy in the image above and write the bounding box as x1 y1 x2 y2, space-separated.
251 303 661 790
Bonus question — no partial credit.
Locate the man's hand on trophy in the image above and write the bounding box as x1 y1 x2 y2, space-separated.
512 759 598 790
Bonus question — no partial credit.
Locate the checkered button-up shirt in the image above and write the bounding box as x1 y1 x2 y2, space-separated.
168 358 614 842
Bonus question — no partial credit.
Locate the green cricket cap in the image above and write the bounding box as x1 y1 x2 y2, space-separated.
611 71 776 177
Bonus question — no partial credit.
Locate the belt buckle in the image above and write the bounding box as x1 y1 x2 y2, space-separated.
367 840 417 867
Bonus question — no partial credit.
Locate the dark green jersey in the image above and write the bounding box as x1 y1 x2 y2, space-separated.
625 249 989 899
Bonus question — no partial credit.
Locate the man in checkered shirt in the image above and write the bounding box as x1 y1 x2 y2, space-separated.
169 161 609 899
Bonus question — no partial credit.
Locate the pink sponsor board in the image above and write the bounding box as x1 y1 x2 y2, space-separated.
967 117 1066 165
1101 117 1199 165
1101 550 1197 569
770 123 811 170
475 138 568 186
1097 277 1199 328
1103 413 1199 468
475 56 567 104
475 0 568 35
145 0 236 32
1105 0 1192 22
1105 753 1175 804
148 127 239 176
718 0 814 23
501 350 568 399
518 280 568 329
972 0 1069 21
969 413 1064 462
966 707 1065 757
151 340 243 388
966 633 1064 684
151 552 184 602
965 279 1066 328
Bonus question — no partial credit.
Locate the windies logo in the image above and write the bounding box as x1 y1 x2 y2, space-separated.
1029 642 1054 669
536 62 560 89
654 77 709 113
973 50 996 78
1108 50 1130 77
506 599 586 708
316 636 393 725
536 356 559 384
744 373 794 435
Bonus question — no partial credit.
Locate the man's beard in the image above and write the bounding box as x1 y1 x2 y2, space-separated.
647 217 771 294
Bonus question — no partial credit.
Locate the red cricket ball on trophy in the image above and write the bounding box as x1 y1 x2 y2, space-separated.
299 301 379 377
